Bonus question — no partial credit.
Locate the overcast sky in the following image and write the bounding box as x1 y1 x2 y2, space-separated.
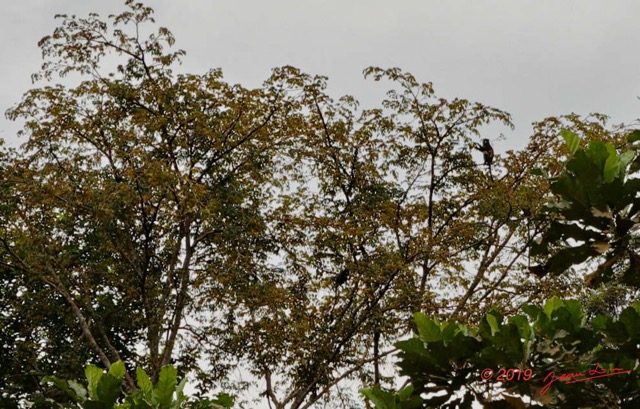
3 2 640 406
3 1 640 153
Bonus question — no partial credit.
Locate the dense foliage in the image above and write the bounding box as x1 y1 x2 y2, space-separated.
362 129 640 408
41 361 233 409
531 130 640 289
1 1 637 408
363 298 640 408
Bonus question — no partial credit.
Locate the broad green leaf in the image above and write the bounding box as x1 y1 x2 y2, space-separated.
545 221 604 243
360 387 398 409
395 338 427 356
521 304 541 320
591 314 611 331
41 376 79 402
585 141 611 170
68 380 87 400
627 129 640 143
396 384 414 400
123 391 153 409
175 377 188 407
108 360 126 381
485 314 500 336
551 173 589 208
529 167 545 176
85 365 103 400
212 393 235 408
546 244 597 274
153 364 177 409
136 367 153 399
619 150 635 170
561 129 580 155
563 299 585 328
543 297 563 317
619 306 640 339
441 322 460 345
96 373 122 407
604 143 620 182
509 315 533 341
414 312 441 342
84 401 108 409
604 320 629 343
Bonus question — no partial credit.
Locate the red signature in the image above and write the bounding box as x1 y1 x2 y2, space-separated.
540 363 632 395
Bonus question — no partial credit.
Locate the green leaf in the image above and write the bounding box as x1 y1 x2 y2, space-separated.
544 221 604 243
521 304 541 320
563 299 585 328
604 320 629 343
396 384 414 400
529 167 545 176
509 315 533 341
360 387 398 409
395 338 427 356
85 365 103 400
153 365 177 409
83 401 108 409
603 143 620 183
212 393 234 408
619 307 640 339
42 376 79 402
592 314 611 331
543 297 564 317
440 322 460 345
108 360 126 381
175 377 188 407
68 380 87 400
96 373 122 407
414 312 441 342
627 129 640 143
486 314 500 336
561 129 580 155
546 244 597 274
619 150 635 170
585 141 611 171
136 367 153 399
551 173 589 208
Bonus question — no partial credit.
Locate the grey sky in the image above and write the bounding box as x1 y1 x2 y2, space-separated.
3 1 640 152
2 1 640 406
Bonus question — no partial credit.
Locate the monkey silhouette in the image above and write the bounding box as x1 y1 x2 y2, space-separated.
475 138 494 166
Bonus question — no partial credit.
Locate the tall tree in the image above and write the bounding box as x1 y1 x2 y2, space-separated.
1 2 614 408
1 0 298 401
361 126 640 409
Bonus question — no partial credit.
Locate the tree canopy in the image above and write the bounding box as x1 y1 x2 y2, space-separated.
362 126 640 409
1 1 637 408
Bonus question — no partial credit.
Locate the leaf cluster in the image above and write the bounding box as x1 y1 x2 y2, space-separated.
36 361 232 409
363 298 640 408
531 129 640 288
